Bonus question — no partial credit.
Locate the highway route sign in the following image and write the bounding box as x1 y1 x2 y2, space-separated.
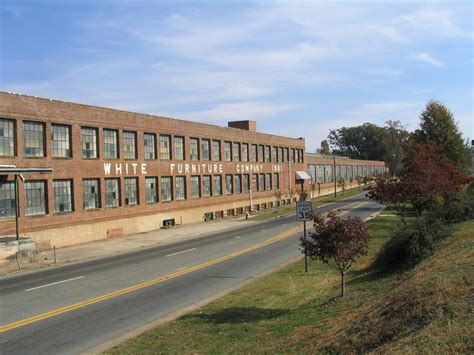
296 201 313 221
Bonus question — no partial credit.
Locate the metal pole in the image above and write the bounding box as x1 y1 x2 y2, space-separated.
14 174 20 241
304 220 308 272
333 153 337 198
249 190 253 212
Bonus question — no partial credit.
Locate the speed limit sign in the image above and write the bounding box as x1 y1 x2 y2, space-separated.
296 201 312 221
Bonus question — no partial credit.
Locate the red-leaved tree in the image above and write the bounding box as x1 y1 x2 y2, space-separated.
367 142 469 223
301 212 369 297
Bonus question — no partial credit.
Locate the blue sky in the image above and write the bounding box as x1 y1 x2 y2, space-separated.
1 0 472 151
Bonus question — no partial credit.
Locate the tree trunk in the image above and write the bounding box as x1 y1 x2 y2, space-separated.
340 271 345 297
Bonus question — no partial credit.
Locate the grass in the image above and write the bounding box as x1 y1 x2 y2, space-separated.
250 185 368 221
106 217 473 354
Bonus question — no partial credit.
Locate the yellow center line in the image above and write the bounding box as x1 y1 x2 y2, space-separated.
0 225 302 333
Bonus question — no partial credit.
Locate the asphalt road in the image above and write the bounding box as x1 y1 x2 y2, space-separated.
0 193 382 354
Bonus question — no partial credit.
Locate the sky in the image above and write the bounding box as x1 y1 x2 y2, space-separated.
1 0 473 151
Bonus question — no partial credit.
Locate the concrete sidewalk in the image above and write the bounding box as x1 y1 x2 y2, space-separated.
0 216 260 277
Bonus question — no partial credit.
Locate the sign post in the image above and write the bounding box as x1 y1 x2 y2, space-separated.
296 201 312 272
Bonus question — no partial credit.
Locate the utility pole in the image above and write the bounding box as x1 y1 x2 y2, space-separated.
333 153 337 197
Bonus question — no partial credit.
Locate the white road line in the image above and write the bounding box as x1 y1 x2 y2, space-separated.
25 276 85 292
176 266 188 271
234 236 241 239
261 229 266 231
166 248 197 257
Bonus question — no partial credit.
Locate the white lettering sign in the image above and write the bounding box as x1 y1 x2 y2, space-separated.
104 163 148 176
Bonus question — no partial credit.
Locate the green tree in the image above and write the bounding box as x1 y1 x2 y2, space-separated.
412 100 470 171
384 120 410 175
320 139 331 154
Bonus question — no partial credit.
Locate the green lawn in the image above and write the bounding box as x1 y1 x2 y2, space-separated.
106 217 473 354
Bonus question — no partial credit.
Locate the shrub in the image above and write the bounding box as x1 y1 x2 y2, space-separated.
373 218 452 270
430 183 474 224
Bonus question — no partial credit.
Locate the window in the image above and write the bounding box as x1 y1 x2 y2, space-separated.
103 129 118 159
278 147 283 163
160 135 171 160
300 149 304 163
53 180 73 213
259 174 265 191
105 178 120 208
234 175 241 194
325 165 333 183
174 136 184 160
242 144 248 162
203 175 211 197
213 175 222 196
123 131 137 159
83 179 100 209
25 180 47 216
265 146 270 162
23 121 45 157
265 174 272 190
175 176 186 200
161 177 172 202
201 139 210 161
295 149 300 164
252 174 258 192
224 141 232 161
191 176 200 199
0 181 15 218
81 127 98 159
125 177 138 206
251 144 257 162
317 165 325 183
273 173 279 190
272 147 277 163
243 174 250 193
51 124 71 158
144 133 156 160
225 175 233 194
145 177 158 203
0 118 15 157
259 145 264 162
284 147 289 162
190 138 199 160
308 164 316 183
211 140 221 161
233 142 241 162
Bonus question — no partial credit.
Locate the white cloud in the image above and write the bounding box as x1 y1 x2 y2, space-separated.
410 52 444 67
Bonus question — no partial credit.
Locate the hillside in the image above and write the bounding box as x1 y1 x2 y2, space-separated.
107 219 473 354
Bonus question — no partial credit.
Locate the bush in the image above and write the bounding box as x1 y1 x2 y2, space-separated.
430 183 474 224
374 219 452 270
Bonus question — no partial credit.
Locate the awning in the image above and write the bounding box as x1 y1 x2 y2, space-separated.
0 165 53 176
295 171 311 180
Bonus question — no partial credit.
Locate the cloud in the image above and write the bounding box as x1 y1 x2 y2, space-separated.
410 52 444 67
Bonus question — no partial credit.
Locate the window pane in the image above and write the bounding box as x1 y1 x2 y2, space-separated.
23 121 45 157
224 142 231 161
103 129 118 159
211 140 220 161
144 133 156 160
203 175 211 197
53 180 73 213
160 135 171 160
105 178 120 207
252 174 258 192
308 165 316 183
213 175 221 196
145 177 158 203
272 147 277 163
125 177 138 205
278 147 283 163
265 173 271 190
259 145 264 162
225 175 233 194
234 175 241 194
51 124 71 158
243 174 250 193
161 177 172 201
174 136 184 160
123 131 137 159
0 181 16 218
0 118 15 157
83 179 100 209
259 174 265 191
25 180 47 216
265 146 270 162
273 173 279 190
175 176 186 200
190 138 199 160
233 142 240 162
284 147 289 162
251 144 257 162
81 127 98 159
191 176 200 199
201 139 210 161
242 144 248 162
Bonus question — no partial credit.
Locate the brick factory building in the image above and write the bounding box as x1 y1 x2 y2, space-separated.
0 92 385 250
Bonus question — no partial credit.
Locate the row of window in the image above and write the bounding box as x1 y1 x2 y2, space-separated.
0 118 304 163
307 164 385 183
0 173 281 219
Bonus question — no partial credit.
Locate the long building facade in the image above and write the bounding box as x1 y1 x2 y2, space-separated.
0 92 385 249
